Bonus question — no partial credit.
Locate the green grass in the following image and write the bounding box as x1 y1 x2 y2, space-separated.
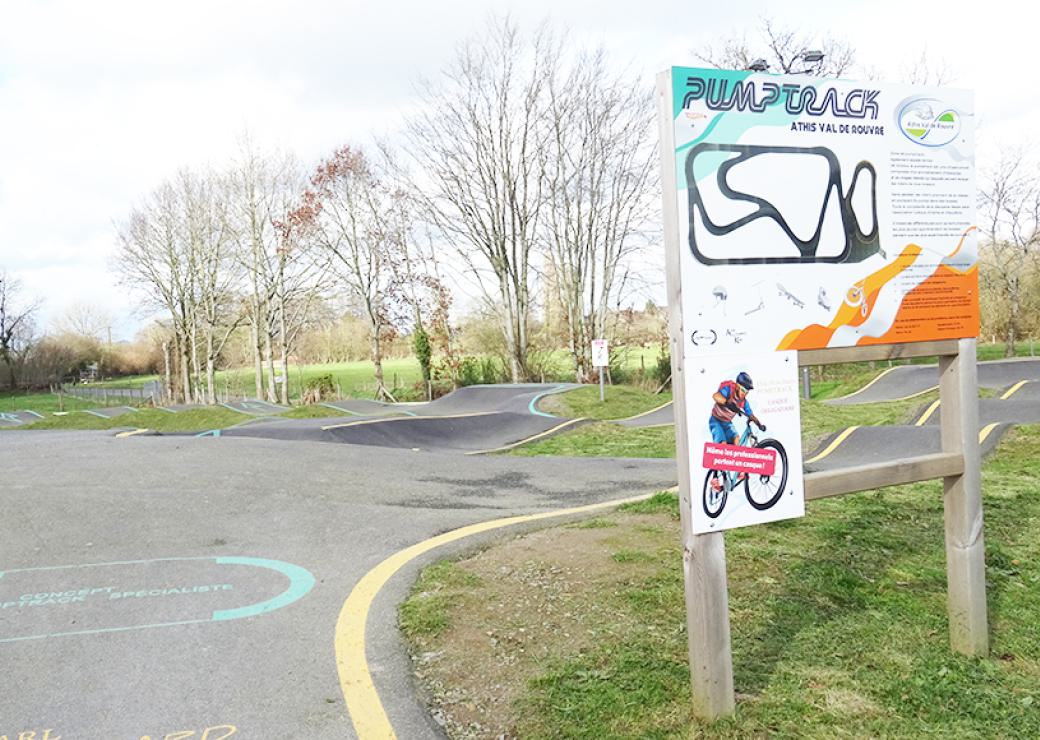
799 394 935 450
511 392 935 459
92 374 160 389
21 407 249 432
618 491 681 518
538 385 672 421
280 404 344 419
91 358 423 401
509 421 677 458
403 426 1040 738
808 366 892 401
399 561 483 640
0 391 94 414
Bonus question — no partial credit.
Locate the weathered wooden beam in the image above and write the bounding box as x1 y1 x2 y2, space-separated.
797 340 960 367
940 338 989 656
804 452 964 500
656 70 734 721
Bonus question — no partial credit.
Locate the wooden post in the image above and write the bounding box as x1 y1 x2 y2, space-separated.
939 337 989 655
656 70 735 720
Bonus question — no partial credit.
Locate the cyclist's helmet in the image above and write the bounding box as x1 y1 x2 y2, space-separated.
736 371 754 390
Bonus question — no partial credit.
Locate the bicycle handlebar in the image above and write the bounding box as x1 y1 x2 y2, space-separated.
733 407 765 431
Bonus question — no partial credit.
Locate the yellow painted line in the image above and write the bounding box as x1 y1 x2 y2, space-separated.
335 491 655 739
115 428 151 438
829 365 899 401
617 400 672 423
979 423 1000 444
886 385 939 402
464 417 587 455
322 411 496 431
915 399 941 426
804 426 860 464
1000 380 1029 400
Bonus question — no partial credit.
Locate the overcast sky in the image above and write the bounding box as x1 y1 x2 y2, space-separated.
1 0 1033 340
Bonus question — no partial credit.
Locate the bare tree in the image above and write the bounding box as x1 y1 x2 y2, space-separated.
406 17 558 382
979 147 1040 356
540 48 657 382
55 302 114 343
0 272 41 389
899 49 954 87
227 144 306 403
180 170 245 404
695 17 855 76
272 198 331 405
302 146 401 400
115 181 197 403
117 169 246 404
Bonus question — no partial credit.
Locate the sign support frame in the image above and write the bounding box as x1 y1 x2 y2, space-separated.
656 70 988 722
657 70 736 719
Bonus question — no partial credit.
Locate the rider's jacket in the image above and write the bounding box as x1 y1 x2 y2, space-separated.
711 381 752 423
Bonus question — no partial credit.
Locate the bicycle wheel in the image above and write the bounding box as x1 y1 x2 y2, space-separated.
702 469 727 519
744 439 788 510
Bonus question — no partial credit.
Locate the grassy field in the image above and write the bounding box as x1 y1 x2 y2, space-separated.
538 385 672 421
0 391 94 414
513 385 940 458
402 426 1040 738
510 422 678 458
16 407 251 432
92 358 424 400
3 402 347 431
80 341 1036 401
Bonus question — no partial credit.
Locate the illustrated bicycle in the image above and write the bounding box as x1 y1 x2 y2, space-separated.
703 411 789 519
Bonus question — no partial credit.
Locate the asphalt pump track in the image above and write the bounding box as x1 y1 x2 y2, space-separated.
206 384 584 454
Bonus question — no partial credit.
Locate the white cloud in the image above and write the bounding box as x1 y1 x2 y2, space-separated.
1 0 1035 338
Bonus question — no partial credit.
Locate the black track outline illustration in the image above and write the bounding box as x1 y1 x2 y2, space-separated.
685 143 879 265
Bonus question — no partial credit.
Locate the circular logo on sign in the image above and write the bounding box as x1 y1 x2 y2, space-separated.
896 97 961 147
691 329 718 346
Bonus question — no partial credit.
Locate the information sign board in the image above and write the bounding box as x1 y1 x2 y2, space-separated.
665 68 977 356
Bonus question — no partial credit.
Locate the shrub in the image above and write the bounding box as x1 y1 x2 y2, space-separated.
458 357 482 386
413 327 432 382
651 345 671 390
301 373 336 403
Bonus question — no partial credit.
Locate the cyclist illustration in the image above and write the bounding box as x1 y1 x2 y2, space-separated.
709 371 764 446
703 370 789 519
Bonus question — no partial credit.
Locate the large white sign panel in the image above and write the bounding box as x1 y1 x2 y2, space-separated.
686 350 804 533
667 68 977 356
591 339 609 368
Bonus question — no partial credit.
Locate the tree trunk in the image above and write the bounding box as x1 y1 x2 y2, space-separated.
180 335 192 405
278 286 290 405
370 327 387 400
251 319 263 400
205 332 216 405
162 340 172 405
1006 277 1020 358
263 331 278 404
190 323 202 404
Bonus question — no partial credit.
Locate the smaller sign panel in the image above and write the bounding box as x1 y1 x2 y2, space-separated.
591 339 609 367
686 350 804 533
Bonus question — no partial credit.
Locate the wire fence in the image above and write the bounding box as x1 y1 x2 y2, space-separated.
60 382 163 407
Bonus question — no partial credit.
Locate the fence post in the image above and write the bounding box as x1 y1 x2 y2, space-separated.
939 337 988 655
656 70 734 720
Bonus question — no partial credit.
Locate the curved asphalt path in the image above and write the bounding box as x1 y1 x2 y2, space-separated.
214 384 583 453
0 430 674 739
805 363 1040 472
828 357 1040 404
6 370 1040 737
